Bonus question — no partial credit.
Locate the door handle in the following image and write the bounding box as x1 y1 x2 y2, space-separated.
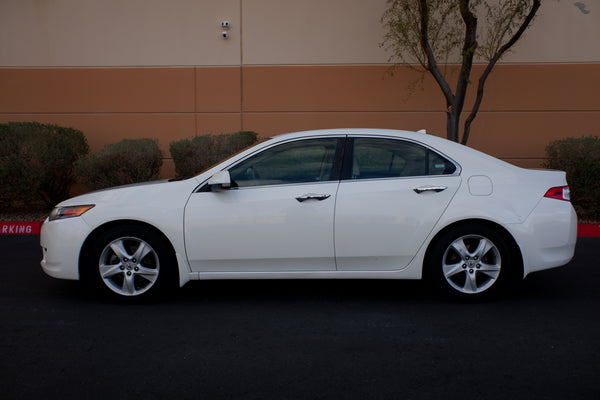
296 194 331 202
413 186 447 194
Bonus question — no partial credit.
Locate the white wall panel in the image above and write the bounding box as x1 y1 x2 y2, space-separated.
0 0 240 66
242 0 388 65
0 0 598 67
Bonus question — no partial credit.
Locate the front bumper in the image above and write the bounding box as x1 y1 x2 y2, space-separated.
40 217 92 280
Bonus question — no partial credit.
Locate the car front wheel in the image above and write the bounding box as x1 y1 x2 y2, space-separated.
85 225 176 301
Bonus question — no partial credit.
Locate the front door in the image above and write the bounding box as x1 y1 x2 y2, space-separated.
184 137 343 272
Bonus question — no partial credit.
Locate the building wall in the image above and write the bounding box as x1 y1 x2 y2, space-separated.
1 0 599 176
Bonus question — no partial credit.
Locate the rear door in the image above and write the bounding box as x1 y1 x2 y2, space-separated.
334 136 461 271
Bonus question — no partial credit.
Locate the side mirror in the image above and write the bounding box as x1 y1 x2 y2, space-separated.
207 170 231 191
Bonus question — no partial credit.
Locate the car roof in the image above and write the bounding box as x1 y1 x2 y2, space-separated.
271 128 427 141
268 128 460 157
267 128 518 173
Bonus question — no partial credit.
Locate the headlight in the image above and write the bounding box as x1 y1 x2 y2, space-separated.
49 205 95 221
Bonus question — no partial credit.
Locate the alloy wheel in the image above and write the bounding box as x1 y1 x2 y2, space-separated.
441 234 501 294
98 236 160 296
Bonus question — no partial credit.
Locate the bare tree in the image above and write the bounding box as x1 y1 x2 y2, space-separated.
381 0 541 144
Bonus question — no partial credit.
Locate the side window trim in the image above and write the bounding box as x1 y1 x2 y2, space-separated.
330 136 347 182
340 137 355 181
198 136 347 192
340 136 461 181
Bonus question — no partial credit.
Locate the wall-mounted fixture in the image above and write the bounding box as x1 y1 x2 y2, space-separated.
221 21 230 39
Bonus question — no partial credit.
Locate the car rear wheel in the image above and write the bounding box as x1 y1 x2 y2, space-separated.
85 225 176 301
427 224 516 300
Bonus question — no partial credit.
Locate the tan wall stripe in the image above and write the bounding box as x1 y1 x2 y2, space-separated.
1 64 599 174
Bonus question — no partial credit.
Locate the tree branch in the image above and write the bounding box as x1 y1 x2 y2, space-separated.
455 0 478 123
419 0 454 107
462 0 541 145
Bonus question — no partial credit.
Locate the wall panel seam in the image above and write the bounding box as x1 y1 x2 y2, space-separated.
2 110 599 115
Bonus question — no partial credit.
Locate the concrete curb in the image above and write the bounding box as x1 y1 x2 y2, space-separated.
1 220 599 237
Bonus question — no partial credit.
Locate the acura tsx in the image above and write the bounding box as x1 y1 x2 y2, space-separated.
41 129 577 301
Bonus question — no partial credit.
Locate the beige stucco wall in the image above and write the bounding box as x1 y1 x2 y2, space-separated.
0 0 241 66
243 0 600 65
1 0 599 67
503 0 600 63
241 0 388 65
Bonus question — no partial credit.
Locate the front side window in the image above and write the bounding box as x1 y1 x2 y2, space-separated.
228 138 340 187
350 138 456 179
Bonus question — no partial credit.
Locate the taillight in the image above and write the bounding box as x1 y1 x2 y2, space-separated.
544 186 570 201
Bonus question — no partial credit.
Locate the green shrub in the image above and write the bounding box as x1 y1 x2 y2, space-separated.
75 138 162 190
544 136 600 221
0 121 89 209
169 131 259 177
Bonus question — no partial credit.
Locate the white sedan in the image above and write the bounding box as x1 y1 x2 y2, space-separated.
41 129 577 301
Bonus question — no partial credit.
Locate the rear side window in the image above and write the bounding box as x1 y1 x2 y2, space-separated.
350 138 456 179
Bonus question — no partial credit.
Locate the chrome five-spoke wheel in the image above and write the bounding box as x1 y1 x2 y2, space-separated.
428 224 515 300
85 224 176 301
99 237 160 296
442 234 501 295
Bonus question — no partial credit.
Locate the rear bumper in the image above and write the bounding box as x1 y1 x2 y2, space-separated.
509 198 578 276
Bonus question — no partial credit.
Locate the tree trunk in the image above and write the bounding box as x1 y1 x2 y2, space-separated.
447 108 460 143
460 0 541 145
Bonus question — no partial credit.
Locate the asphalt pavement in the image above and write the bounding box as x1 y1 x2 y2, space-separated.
1 235 599 400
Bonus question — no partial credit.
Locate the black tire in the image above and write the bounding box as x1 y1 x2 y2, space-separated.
426 223 517 301
84 224 177 302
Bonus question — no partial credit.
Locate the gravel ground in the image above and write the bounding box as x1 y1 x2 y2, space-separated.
0 210 50 222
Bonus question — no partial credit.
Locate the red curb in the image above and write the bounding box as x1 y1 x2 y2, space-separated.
1 221 599 237
0 221 43 235
578 223 600 238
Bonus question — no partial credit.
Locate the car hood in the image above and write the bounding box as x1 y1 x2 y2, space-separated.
57 178 200 208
